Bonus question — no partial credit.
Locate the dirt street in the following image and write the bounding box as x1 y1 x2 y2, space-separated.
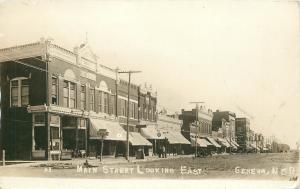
0 152 299 180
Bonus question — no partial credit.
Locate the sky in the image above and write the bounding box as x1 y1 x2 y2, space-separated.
0 0 300 148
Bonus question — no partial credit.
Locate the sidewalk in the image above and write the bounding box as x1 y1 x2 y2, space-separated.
0 154 194 168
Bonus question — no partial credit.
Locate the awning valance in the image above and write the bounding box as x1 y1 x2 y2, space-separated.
191 138 211 147
164 131 190 144
89 118 126 141
206 137 221 148
140 125 165 140
129 132 152 146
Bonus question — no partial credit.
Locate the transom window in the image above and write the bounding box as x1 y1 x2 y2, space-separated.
10 77 29 107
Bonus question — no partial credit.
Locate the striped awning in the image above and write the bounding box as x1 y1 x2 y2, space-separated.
206 137 221 148
231 140 240 147
226 138 238 149
217 137 231 147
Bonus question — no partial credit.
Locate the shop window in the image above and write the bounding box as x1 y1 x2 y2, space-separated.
34 127 46 150
51 77 58 105
10 77 29 107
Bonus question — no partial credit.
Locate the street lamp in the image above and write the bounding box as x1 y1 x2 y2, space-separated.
97 129 109 162
118 70 141 161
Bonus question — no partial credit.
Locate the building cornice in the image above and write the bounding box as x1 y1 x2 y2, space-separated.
0 41 46 62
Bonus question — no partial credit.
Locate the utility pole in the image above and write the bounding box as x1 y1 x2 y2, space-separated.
118 70 141 161
190 101 204 158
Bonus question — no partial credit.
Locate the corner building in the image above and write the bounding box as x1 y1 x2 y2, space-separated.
0 38 156 160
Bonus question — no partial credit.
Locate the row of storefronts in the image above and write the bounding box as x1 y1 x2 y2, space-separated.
27 105 194 160
0 38 272 160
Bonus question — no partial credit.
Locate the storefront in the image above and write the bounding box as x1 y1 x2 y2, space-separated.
129 132 152 157
226 138 238 152
190 137 212 156
163 130 190 155
140 124 166 156
30 111 88 160
216 137 230 153
89 118 126 157
206 137 221 154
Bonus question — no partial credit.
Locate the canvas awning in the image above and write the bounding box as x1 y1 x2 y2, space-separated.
206 137 221 148
129 132 152 146
250 143 260 150
191 138 212 147
140 125 165 140
250 143 256 148
217 137 231 148
89 118 126 141
164 130 190 144
246 144 254 150
226 138 238 149
231 140 240 147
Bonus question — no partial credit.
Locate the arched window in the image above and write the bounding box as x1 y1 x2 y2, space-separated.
10 77 29 107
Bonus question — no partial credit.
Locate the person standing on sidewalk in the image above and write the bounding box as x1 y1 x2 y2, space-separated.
158 146 162 158
162 145 166 158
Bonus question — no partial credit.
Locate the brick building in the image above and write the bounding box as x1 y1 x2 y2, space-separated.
235 117 250 152
180 106 218 154
0 38 156 160
212 110 239 151
156 112 190 155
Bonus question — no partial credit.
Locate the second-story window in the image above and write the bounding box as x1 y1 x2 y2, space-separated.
98 91 103 112
120 99 126 116
143 105 147 120
63 81 76 108
90 88 95 111
51 77 58 105
130 102 135 118
10 78 29 107
80 85 86 110
103 93 108 114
